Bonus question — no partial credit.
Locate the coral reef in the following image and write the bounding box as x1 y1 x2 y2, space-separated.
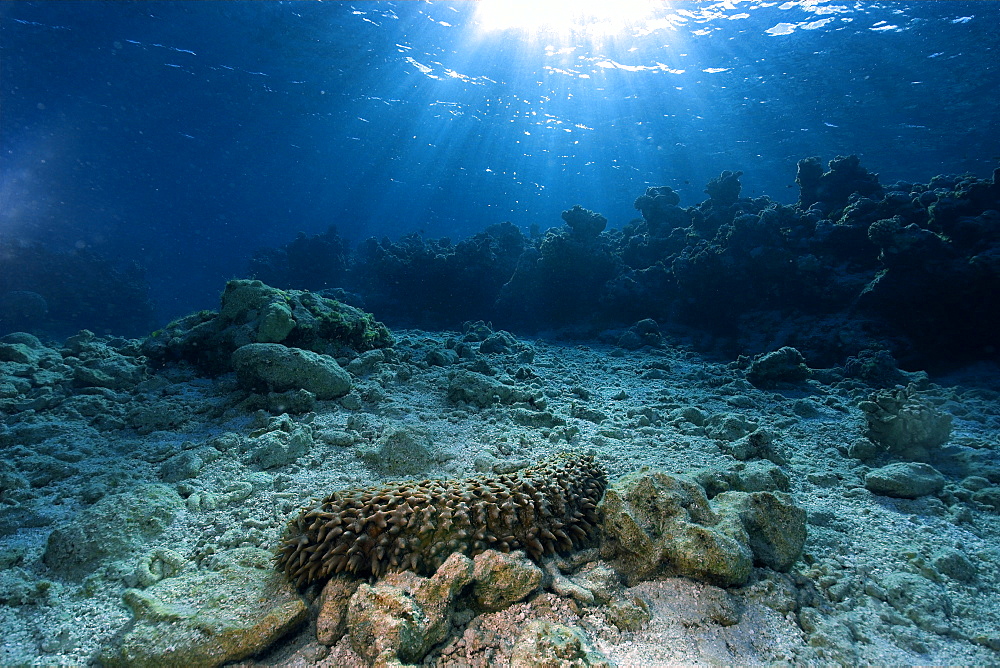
246 159 999 370
497 206 619 327
348 222 527 327
858 169 1000 365
248 226 349 292
561 204 608 239
796 154 883 212
276 453 606 586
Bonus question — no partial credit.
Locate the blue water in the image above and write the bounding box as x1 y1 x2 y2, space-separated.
1 0 998 324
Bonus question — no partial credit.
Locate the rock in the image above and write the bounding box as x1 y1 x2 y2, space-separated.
730 461 791 493
726 427 782 462
864 462 946 498
666 584 744 628
447 369 530 407
0 568 56 606
671 405 708 427
711 491 807 572
600 468 809 587
746 347 811 388
347 552 473 665
616 330 645 351
143 279 392 374
567 563 621 605
246 415 314 469
158 451 203 483
878 571 952 634
479 330 520 354
603 593 652 632
859 386 952 460
231 343 351 400
618 319 663 350
425 347 459 366
344 348 386 376
510 619 612 668
43 484 184 581
973 486 1000 511
257 301 296 343
931 547 977 583
471 550 543 612
599 469 753 587
100 548 306 667
848 437 881 462
357 426 436 476
511 408 565 428
315 575 361 645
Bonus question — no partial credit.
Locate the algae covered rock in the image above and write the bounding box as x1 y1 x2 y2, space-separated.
864 461 946 498
603 592 652 631
877 571 952 634
447 369 533 407
64 330 147 391
859 385 952 460
347 552 473 665
599 469 753 587
100 547 306 668
600 469 807 587
231 343 351 399
729 460 791 493
471 549 543 612
711 491 807 572
510 619 612 668
245 413 315 469
43 483 184 581
315 575 361 646
143 279 392 374
746 346 811 388
356 425 436 476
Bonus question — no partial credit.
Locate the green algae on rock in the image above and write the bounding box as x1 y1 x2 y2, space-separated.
100 547 306 668
231 342 352 399
859 385 953 460
599 468 807 588
43 483 184 581
142 279 392 374
276 453 607 587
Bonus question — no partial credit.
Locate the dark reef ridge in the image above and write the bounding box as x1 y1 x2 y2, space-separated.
248 156 1000 371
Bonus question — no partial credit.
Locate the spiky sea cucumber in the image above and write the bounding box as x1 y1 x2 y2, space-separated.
276 453 607 587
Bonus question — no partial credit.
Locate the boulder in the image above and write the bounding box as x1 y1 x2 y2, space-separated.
864 462 946 499
231 343 351 400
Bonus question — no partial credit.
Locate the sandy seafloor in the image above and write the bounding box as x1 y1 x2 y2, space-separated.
2 326 1000 667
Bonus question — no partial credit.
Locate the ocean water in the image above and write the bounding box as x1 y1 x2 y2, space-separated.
2 1 1000 666
3 0 997 328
